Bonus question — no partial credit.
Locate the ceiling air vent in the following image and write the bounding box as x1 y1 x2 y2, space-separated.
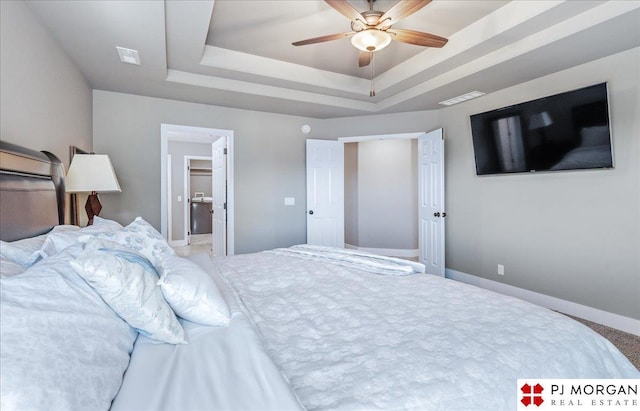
439 91 485 106
116 46 140 65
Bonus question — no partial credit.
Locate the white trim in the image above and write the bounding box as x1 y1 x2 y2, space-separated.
201 46 369 96
445 269 640 337
345 244 419 259
184 157 189 245
338 131 425 143
167 70 376 112
160 124 235 256
169 239 187 247
167 154 172 243
226 136 235 256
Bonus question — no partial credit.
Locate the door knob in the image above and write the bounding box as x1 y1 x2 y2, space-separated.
309 210 314 215
433 212 440 217
442 212 446 217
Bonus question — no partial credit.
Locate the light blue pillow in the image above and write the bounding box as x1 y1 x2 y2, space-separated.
40 220 124 259
0 235 47 267
88 217 175 268
0 258 26 277
1 244 137 410
0 225 78 267
70 238 186 344
156 255 230 326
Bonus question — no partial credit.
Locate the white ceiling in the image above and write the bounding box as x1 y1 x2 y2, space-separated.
26 0 640 119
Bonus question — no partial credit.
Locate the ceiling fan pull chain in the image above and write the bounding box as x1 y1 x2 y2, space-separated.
370 52 376 97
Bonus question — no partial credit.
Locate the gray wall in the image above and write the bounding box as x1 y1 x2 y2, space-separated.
438 47 640 320
190 175 212 198
0 1 92 165
93 90 315 254
352 139 418 250
167 141 211 242
0 1 92 225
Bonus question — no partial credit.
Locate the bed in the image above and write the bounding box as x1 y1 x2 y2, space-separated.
1 141 638 411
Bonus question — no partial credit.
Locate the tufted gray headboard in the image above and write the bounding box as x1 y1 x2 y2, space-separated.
0 141 65 241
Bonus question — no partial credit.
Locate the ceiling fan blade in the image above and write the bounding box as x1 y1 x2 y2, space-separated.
376 0 432 29
358 51 372 67
325 0 365 23
388 28 448 48
292 31 355 46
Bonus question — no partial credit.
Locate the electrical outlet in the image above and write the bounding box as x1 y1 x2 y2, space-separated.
498 264 505 275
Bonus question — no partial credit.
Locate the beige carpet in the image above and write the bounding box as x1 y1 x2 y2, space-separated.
566 315 640 371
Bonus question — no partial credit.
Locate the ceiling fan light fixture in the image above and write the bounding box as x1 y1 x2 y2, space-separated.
351 29 391 52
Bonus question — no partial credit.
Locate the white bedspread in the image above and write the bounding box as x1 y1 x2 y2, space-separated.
214 248 639 411
111 253 303 411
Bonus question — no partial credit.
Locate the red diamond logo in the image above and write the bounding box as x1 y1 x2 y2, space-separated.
521 383 544 407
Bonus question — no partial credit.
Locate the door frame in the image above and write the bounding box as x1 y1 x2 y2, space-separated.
339 131 426 143
184 155 212 245
337 131 443 269
160 124 235 255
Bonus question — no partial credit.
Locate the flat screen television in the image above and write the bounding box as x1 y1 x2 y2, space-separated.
470 83 613 175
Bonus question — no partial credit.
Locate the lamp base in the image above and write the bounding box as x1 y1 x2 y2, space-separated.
85 192 102 226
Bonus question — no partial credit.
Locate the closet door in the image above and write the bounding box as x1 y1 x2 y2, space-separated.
418 129 445 276
306 139 344 248
211 137 227 257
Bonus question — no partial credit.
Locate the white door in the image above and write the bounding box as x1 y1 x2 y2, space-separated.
211 137 227 257
418 129 445 276
306 139 344 247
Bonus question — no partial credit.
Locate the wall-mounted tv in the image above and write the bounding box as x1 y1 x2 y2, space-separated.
470 83 613 175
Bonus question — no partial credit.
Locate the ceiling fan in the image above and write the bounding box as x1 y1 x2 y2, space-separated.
292 0 448 68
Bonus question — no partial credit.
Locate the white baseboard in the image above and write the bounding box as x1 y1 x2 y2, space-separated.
345 244 419 258
170 239 188 247
445 268 640 337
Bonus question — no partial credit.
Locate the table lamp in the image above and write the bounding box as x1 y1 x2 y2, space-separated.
65 154 121 225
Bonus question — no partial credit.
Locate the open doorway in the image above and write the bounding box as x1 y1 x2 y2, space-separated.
185 155 213 248
160 124 235 256
343 138 419 259
336 130 445 275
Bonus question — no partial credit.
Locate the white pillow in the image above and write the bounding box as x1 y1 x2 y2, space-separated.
38 222 121 259
0 226 80 266
0 258 26 277
157 255 230 326
0 244 137 410
0 235 47 267
70 238 186 344
92 216 124 230
89 217 175 267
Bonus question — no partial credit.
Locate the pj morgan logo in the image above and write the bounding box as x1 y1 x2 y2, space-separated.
521 383 544 407
517 379 639 410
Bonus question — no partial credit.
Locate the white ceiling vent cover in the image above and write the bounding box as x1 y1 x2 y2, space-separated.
439 91 485 106
116 46 140 65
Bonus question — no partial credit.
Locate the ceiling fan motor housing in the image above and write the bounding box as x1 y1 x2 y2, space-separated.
351 10 385 32
362 10 384 26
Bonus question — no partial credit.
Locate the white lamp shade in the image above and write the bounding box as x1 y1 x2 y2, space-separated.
351 29 392 52
65 154 121 193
